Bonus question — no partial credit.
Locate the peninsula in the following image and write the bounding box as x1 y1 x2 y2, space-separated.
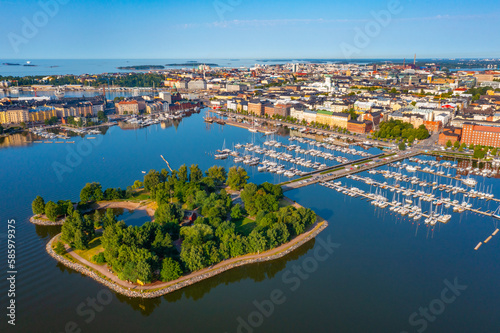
32 165 327 298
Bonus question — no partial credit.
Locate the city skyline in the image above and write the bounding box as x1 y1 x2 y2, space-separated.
1 0 500 59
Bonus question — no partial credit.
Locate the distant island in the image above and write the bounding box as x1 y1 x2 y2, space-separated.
3 63 20 66
166 63 218 67
117 65 165 70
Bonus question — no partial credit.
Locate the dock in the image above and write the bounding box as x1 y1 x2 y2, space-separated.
282 150 421 191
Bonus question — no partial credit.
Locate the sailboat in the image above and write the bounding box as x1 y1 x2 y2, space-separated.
214 139 229 160
493 205 500 219
249 114 258 133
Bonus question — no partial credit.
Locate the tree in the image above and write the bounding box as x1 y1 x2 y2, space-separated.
32 196 45 215
160 258 183 282
80 183 104 203
92 252 106 264
189 164 203 183
453 141 460 150
446 140 452 148
178 165 188 183
97 111 107 122
61 210 95 250
266 222 290 248
248 230 267 253
180 244 206 272
103 208 117 228
132 180 143 189
93 210 104 229
45 201 59 221
226 167 249 190
469 143 475 150
206 166 227 185
398 142 406 151
231 204 244 220
143 170 160 193
155 203 184 224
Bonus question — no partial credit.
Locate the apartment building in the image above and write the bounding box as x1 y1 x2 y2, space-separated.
461 123 500 147
116 100 139 115
0 109 29 124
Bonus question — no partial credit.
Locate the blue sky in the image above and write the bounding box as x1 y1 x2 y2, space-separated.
1 0 499 59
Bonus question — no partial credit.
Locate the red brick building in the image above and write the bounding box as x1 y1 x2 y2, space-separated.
424 120 443 133
248 100 264 116
264 104 275 117
461 123 500 147
438 127 461 145
347 120 373 134
273 104 291 118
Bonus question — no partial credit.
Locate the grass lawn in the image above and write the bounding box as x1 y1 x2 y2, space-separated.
233 217 256 236
74 237 104 263
290 175 312 183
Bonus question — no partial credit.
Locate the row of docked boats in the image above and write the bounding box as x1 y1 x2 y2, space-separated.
408 157 498 178
350 174 480 211
235 142 331 170
320 180 452 225
288 136 372 158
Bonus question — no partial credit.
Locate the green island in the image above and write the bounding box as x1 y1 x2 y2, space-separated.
31 165 327 298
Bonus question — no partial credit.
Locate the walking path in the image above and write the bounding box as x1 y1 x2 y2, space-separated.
48 216 328 298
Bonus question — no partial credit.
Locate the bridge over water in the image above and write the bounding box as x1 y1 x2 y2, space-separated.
281 149 421 192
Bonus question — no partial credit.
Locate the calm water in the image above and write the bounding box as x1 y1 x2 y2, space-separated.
99 208 152 227
0 109 499 333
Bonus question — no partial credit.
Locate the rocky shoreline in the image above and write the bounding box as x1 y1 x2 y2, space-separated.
30 216 65 226
46 220 328 299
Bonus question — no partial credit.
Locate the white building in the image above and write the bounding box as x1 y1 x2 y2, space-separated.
158 91 172 103
188 80 207 91
434 113 451 126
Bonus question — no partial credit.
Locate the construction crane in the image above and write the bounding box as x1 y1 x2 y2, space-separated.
160 155 173 172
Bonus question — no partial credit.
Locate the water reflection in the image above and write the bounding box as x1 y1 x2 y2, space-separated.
35 224 62 239
0 132 38 148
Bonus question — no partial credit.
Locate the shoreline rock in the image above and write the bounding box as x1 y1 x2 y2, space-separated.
30 216 65 226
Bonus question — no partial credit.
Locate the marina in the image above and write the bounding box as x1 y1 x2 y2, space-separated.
2 108 500 332
211 132 378 179
313 152 500 238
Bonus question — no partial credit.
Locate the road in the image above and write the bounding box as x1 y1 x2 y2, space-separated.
282 149 421 191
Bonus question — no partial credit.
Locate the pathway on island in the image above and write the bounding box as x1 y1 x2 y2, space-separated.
64 218 326 292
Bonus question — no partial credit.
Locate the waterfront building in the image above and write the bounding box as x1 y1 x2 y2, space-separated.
0 109 29 124
28 107 57 122
347 120 373 134
248 100 264 116
116 100 139 115
461 123 500 147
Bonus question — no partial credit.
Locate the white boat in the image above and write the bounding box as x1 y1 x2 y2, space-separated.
406 165 417 172
462 177 477 187
214 153 228 160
